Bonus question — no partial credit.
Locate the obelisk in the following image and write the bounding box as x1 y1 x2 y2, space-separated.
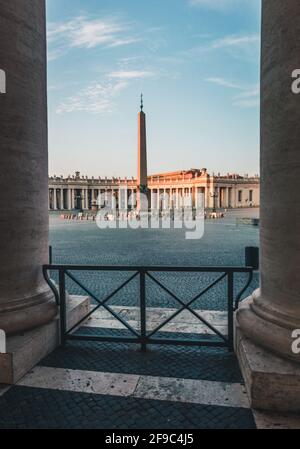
137 94 149 211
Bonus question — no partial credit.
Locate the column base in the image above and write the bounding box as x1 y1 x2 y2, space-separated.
0 288 58 336
0 295 90 385
236 289 300 364
235 317 300 412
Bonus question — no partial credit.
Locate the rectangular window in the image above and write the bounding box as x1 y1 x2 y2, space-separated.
238 190 242 202
249 190 253 202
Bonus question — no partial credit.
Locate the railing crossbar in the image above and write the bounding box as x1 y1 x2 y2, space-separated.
43 264 253 273
65 269 140 337
146 272 227 342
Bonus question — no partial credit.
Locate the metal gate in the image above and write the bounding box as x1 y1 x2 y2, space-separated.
43 264 254 352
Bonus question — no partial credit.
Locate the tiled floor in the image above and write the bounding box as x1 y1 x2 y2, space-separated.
0 317 256 429
0 386 254 429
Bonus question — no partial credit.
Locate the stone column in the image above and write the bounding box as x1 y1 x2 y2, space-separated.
163 189 167 210
207 182 213 209
118 188 122 210
0 0 56 334
172 189 175 209
189 187 193 208
82 189 86 210
69 189 73 209
130 189 134 209
228 187 232 208
150 189 153 210
80 189 84 210
53 189 57 210
124 188 128 211
60 189 64 210
68 188 72 210
86 189 89 210
236 0 300 364
231 187 236 208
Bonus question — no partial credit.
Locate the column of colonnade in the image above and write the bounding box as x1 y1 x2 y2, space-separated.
0 0 57 334
60 189 64 210
236 0 300 364
68 188 72 210
54 188 57 210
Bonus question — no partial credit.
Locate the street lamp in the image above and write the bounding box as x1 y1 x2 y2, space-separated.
210 190 219 213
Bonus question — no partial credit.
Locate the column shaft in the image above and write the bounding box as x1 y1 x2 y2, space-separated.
60 189 64 210
237 0 300 363
0 0 56 334
68 188 71 210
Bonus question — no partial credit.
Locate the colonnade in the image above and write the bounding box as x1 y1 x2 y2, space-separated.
49 184 259 211
49 187 139 211
49 186 210 211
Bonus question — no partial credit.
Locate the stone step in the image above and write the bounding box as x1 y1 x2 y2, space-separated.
0 296 90 385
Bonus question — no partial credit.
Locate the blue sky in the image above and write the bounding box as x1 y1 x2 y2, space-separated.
46 0 261 178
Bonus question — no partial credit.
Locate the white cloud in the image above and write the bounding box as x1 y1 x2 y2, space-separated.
211 34 260 49
47 15 139 60
56 66 157 114
181 33 260 59
205 77 259 108
189 0 260 11
235 85 260 99
56 80 128 114
205 77 243 89
48 48 67 62
109 70 155 80
233 85 260 108
190 0 234 9
233 98 260 108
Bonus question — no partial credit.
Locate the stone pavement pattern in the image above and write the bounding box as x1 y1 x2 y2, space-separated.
0 314 256 429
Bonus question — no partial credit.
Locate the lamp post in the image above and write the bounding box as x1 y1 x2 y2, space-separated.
210 190 219 213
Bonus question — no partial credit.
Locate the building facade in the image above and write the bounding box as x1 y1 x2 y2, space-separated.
48 169 260 211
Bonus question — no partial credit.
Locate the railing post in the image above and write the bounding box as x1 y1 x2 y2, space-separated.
49 245 53 264
227 271 234 351
59 268 67 347
140 268 147 352
245 246 259 270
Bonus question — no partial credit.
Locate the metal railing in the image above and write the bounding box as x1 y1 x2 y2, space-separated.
43 264 254 352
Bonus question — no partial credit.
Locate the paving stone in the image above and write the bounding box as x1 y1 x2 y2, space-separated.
40 337 243 383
